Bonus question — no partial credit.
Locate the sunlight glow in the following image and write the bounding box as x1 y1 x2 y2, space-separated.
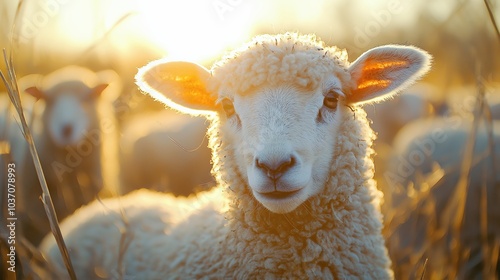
134 0 257 64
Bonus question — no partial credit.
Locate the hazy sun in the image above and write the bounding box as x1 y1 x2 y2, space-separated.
134 0 257 64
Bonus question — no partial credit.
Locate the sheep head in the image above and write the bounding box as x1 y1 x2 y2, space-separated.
137 33 431 214
21 66 118 147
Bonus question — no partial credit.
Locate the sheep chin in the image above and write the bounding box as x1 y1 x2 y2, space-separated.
252 188 308 214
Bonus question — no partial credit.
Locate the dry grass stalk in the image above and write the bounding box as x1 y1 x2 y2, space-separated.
484 0 500 41
439 72 486 278
419 258 428 280
0 49 77 280
73 11 137 64
478 77 499 279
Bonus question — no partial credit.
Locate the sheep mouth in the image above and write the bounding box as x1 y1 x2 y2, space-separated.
257 189 301 200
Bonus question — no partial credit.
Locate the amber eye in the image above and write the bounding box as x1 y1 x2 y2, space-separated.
323 95 338 110
221 98 235 117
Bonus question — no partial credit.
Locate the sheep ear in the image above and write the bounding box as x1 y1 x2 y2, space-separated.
90 84 109 98
96 69 121 101
18 73 45 100
136 60 217 116
25 87 45 100
346 45 431 105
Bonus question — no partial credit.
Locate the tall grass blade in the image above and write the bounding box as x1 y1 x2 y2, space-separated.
75 11 137 63
484 0 500 41
419 258 428 280
0 49 77 280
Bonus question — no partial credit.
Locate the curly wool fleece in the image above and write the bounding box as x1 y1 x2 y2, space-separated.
42 33 392 279
210 107 391 279
211 33 351 97
205 34 392 278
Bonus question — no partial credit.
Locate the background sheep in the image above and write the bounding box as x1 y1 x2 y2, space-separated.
0 93 36 247
41 33 430 278
445 85 500 121
364 83 444 183
365 83 442 145
0 93 37 168
120 110 214 196
15 66 121 245
384 117 500 279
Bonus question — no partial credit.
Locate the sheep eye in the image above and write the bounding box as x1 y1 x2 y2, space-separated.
221 98 235 117
323 94 338 110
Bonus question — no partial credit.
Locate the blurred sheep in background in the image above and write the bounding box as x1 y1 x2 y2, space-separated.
383 116 500 279
445 85 500 121
365 83 443 145
0 93 37 168
12 66 121 245
120 110 214 196
364 83 446 184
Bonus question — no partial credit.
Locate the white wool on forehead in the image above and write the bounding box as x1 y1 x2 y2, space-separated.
210 33 350 97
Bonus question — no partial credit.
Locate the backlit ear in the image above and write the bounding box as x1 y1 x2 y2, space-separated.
136 59 217 116
346 45 431 105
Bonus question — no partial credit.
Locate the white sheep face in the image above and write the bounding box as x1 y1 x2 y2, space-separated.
136 35 431 214
47 93 90 146
223 79 344 213
26 82 107 147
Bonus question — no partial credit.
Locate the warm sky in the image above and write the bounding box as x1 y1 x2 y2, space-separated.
0 0 498 85
0 1 472 61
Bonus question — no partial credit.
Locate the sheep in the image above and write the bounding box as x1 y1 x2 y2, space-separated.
445 85 500 121
0 93 37 168
17 66 121 245
120 110 214 196
40 33 431 279
365 82 440 145
383 117 500 279
0 94 35 235
364 83 442 186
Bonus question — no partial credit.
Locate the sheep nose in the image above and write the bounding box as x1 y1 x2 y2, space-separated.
255 156 296 180
62 124 73 139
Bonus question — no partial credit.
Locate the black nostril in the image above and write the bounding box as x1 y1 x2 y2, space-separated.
62 124 73 139
255 156 296 180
